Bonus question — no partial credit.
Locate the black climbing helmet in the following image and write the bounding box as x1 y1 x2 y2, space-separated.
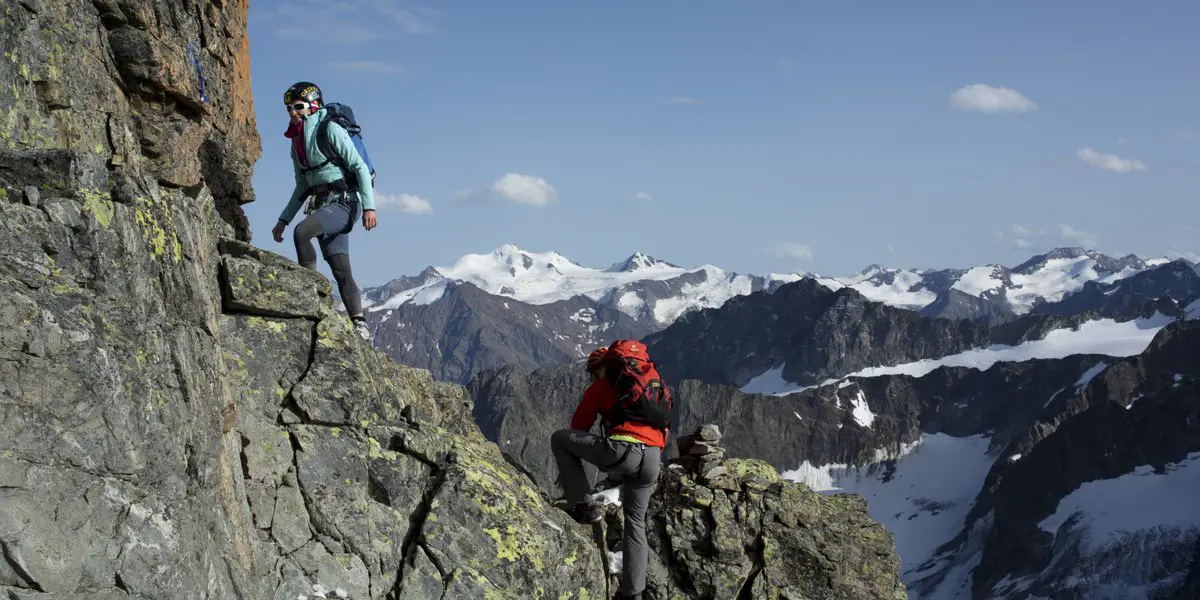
283 81 322 107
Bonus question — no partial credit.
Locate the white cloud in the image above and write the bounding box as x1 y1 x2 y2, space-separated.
329 61 404 75
666 96 699 105
996 223 1094 249
994 224 1034 249
768 242 814 261
376 193 433 214
1059 225 1099 248
633 191 653 202
488 173 558 207
949 84 1038 114
261 0 439 43
1076 147 1148 173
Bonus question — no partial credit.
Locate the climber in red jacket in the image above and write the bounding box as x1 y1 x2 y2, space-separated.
551 341 672 600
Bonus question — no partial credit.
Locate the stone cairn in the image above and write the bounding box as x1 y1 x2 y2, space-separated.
675 424 740 491
672 424 780 494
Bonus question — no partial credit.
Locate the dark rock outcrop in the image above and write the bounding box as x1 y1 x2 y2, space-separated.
641 277 1091 390
920 288 1018 323
0 2 906 598
642 278 986 389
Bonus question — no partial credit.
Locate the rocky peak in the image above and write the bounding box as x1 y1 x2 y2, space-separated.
606 252 678 273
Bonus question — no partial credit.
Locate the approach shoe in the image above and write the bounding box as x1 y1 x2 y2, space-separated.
567 500 604 524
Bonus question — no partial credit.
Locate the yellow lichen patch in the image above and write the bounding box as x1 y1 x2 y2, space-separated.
726 458 780 483
245 315 287 334
132 196 182 262
483 525 545 569
367 437 399 461
80 188 113 228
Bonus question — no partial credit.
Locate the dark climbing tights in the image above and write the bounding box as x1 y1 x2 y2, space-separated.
293 218 363 319
327 254 363 318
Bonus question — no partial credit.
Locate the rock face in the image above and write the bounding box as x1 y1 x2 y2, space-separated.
0 2 905 599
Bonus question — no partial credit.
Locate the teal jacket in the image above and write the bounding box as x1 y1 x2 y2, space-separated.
277 107 376 224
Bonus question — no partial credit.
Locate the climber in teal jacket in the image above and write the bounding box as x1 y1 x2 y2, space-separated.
271 81 376 341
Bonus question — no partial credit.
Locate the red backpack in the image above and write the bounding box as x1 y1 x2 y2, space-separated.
599 339 672 432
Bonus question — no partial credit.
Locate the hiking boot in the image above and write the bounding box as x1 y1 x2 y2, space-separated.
352 318 371 341
566 500 604 524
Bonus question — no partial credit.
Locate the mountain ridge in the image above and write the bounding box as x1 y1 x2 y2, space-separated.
360 244 1197 384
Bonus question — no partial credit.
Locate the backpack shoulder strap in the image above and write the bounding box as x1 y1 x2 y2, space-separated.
315 116 345 172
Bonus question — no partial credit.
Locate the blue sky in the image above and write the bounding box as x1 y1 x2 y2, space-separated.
243 0 1199 287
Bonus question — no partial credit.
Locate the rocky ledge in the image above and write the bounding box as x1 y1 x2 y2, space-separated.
588 425 907 600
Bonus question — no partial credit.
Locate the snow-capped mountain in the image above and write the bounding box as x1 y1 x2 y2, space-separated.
365 245 1168 325
363 244 799 327
357 244 1194 385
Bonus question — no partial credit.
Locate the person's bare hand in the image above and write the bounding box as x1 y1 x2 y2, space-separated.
272 221 286 243
363 210 377 231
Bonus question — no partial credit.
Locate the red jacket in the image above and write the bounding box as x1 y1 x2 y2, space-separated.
570 379 668 448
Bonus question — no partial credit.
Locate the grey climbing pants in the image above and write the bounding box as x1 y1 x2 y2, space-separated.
551 428 662 596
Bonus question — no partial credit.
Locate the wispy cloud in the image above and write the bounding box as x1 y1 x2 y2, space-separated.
376 193 433 214
1058 225 1098 248
632 191 653 202
457 173 559 208
767 242 814 261
994 224 1035 249
1173 131 1194 142
262 0 440 43
949 83 1038 114
329 61 405 75
665 96 699 106
995 223 1098 250
1076 147 1148 173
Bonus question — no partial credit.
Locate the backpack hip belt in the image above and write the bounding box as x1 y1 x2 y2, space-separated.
303 184 358 215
